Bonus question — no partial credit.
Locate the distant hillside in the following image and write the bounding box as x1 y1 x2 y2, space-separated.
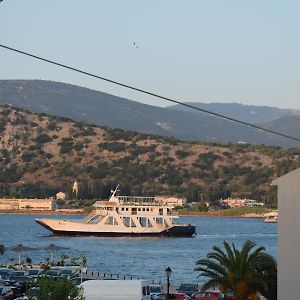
262 115 300 139
0 80 298 147
168 102 299 124
0 105 299 206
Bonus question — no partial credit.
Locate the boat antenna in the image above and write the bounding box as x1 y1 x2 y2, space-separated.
111 184 120 198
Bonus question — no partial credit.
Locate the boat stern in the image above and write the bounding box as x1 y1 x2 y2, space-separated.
161 224 196 237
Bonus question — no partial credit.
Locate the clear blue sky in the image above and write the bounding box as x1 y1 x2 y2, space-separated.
0 1 299 109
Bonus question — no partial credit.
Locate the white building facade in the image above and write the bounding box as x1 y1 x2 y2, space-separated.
272 167 300 299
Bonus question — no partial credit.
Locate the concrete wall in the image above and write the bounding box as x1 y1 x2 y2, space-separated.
273 168 300 299
0 198 54 210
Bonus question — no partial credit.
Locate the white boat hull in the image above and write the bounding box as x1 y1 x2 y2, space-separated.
36 218 196 237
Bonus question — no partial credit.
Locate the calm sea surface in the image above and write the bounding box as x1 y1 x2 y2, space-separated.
0 214 277 283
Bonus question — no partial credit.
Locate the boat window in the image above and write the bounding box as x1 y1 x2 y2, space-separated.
143 287 146 296
123 217 130 227
126 208 129 211
147 219 153 227
106 216 118 225
146 286 150 295
146 208 149 211
156 217 164 224
139 217 148 227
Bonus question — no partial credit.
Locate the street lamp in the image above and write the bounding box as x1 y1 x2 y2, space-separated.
165 266 172 300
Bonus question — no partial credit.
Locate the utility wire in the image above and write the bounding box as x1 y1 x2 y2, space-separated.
0 43 299 143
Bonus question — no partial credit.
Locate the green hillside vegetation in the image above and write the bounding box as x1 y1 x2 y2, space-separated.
0 104 299 208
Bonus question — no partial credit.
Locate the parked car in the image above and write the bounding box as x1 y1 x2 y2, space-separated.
44 269 61 278
59 269 76 279
3 280 24 298
169 293 190 300
27 269 42 278
149 284 163 299
191 291 234 300
0 286 14 300
151 293 166 300
9 271 30 284
0 270 12 281
177 284 199 296
191 291 221 300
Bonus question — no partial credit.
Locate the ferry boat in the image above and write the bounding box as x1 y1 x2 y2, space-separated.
36 187 196 237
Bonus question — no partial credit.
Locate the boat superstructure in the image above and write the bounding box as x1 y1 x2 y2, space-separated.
36 187 196 237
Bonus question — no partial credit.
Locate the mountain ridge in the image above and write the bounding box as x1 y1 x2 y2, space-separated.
0 79 299 147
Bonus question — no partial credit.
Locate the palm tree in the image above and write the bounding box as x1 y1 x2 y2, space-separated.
195 240 277 300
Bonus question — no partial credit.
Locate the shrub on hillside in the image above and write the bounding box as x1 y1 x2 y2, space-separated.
175 150 190 159
98 142 126 153
34 133 53 144
58 138 74 154
21 151 36 162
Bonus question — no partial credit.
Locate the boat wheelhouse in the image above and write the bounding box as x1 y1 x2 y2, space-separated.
36 187 196 237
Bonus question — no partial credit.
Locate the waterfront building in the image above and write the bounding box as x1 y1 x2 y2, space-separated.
221 198 246 208
221 198 263 208
272 167 300 299
0 198 54 211
154 196 186 207
56 191 66 200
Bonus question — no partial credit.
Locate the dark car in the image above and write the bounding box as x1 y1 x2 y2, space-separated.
44 269 61 279
4 280 24 298
27 269 42 278
177 284 199 296
59 269 76 279
0 286 14 300
0 270 12 281
9 271 30 284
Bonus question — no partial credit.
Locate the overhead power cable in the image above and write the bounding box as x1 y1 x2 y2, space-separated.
0 43 299 143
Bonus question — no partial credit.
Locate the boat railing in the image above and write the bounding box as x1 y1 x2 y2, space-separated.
83 211 97 223
119 200 166 206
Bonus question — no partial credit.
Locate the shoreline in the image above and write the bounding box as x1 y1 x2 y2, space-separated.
0 209 85 215
179 212 266 218
0 209 266 218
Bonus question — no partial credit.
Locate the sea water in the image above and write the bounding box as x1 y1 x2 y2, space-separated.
0 214 277 283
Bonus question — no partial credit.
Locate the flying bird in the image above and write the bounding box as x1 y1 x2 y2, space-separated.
132 42 139 49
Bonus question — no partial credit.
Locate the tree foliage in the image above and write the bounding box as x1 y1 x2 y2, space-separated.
26 276 83 300
195 240 277 300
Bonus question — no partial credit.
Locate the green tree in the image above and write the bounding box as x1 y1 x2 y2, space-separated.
195 240 277 300
60 254 69 266
26 256 32 265
26 276 83 300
